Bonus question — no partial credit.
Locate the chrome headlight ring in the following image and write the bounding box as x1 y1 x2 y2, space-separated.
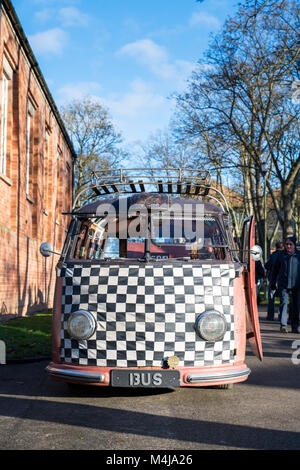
67 310 96 340
195 310 227 342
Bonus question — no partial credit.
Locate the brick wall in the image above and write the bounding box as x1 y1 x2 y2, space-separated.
0 2 75 316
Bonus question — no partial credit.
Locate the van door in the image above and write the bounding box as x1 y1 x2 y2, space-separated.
241 216 263 361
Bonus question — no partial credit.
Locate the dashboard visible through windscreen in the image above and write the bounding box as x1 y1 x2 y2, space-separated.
66 213 228 261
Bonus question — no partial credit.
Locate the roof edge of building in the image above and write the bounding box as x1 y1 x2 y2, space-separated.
0 0 77 160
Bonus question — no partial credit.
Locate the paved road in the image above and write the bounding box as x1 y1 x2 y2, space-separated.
0 312 299 451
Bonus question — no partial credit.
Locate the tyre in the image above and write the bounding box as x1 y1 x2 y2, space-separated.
216 383 233 389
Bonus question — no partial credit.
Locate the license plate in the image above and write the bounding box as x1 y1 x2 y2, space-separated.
111 369 180 388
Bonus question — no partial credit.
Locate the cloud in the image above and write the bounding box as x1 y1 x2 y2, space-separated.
100 79 172 143
31 0 80 4
54 77 170 143
168 60 196 88
58 7 90 27
104 78 167 118
117 39 168 68
34 6 89 27
55 78 173 144
34 8 52 22
56 81 102 104
56 78 166 118
189 11 220 28
117 39 195 86
28 28 68 55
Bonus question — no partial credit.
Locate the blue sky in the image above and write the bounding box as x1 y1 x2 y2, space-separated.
12 0 240 151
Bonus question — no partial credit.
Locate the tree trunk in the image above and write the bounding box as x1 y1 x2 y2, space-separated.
282 193 295 239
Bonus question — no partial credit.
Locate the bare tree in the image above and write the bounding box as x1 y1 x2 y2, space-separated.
139 128 198 170
173 0 300 251
60 97 125 205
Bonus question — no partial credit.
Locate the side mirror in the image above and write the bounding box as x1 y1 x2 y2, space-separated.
250 245 263 261
40 242 55 257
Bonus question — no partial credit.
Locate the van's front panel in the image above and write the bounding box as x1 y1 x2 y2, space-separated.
59 262 236 371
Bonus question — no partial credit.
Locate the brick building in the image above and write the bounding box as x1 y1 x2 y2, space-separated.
0 0 76 317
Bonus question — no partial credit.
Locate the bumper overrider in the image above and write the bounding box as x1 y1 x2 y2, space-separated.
45 362 250 387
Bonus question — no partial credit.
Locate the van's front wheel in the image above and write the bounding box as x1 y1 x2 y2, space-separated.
216 383 233 390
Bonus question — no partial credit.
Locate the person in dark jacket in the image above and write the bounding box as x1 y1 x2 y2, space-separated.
255 259 265 306
265 241 284 320
270 236 300 333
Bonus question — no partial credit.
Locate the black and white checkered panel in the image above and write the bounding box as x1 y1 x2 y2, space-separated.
60 264 236 367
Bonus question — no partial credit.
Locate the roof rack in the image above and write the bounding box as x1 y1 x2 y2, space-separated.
73 168 230 213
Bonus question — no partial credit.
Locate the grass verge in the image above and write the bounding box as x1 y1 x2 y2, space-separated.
0 312 52 360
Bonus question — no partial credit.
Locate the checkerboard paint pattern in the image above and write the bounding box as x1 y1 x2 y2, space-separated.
60 263 236 367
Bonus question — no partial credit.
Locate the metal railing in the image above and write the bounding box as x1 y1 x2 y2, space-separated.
72 168 230 214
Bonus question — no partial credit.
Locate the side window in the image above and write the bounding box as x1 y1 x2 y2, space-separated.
70 220 106 260
26 100 35 197
241 217 252 265
0 56 13 178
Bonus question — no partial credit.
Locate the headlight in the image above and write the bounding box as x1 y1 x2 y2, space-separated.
67 310 96 340
195 311 227 342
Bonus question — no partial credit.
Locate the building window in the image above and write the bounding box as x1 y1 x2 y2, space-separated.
44 128 51 209
26 101 35 196
0 57 13 177
56 145 62 214
65 161 72 212
57 146 62 181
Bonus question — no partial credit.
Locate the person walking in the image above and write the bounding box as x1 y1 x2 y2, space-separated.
265 241 284 321
270 236 300 333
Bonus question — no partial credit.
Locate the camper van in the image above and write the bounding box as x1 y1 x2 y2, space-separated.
42 169 263 389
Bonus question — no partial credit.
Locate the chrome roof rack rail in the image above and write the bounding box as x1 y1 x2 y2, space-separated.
72 168 230 214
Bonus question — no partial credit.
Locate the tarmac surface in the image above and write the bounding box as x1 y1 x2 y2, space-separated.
0 306 299 451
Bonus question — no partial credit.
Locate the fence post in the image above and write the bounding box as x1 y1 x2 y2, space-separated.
0 340 6 364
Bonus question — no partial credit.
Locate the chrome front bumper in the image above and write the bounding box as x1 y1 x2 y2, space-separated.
45 365 105 383
186 367 251 384
46 364 251 386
